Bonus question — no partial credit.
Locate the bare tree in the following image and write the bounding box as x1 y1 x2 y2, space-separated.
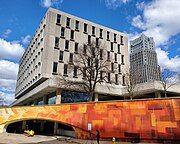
160 69 180 97
59 41 112 101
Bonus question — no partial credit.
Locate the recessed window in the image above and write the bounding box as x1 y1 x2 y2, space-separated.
107 31 110 40
88 57 90 66
100 29 103 38
118 64 121 73
92 70 95 80
118 44 121 53
55 37 59 48
61 27 65 37
111 42 113 52
114 53 117 62
83 67 86 78
74 66 78 78
107 73 111 83
88 35 91 45
70 30 74 40
59 51 63 61
121 55 124 64
114 34 117 42
65 40 69 51
96 38 99 46
115 74 118 84
84 23 87 33
100 49 103 59
121 36 123 44
100 71 103 81
66 17 70 27
92 26 95 36
69 53 73 63
53 62 58 73
107 51 110 60
75 43 78 53
111 63 114 72
75 20 79 30
64 64 68 76
56 14 61 24
122 75 125 86
83 44 87 54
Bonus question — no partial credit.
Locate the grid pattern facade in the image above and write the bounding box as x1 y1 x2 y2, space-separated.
15 8 128 99
130 34 160 83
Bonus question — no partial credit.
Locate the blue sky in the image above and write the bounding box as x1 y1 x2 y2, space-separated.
0 0 180 105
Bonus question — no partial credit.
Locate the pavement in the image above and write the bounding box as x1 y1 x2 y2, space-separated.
0 133 160 144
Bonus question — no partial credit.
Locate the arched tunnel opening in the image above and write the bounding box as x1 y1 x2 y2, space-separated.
6 119 75 137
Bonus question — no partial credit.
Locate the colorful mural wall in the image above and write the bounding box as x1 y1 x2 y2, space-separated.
0 98 180 141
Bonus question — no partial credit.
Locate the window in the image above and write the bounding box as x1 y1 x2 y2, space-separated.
84 23 87 33
92 26 95 36
100 29 103 38
83 44 87 54
100 71 103 81
96 38 99 46
88 57 90 66
64 64 68 76
118 64 121 73
70 30 74 40
111 42 113 52
75 20 79 30
111 63 114 72
61 27 65 37
53 62 58 73
107 73 111 83
69 53 73 63
107 31 110 40
65 40 69 51
83 67 86 78
107 51 110 60
122 75 125 86
59 51 63 61
55 37 59 48
66 17 70 27
121 36 123 44
88 35 91 44
92 70 95 80
100 49 103 59
118 44 120 53
114 53 117 62
121 55 124 64
56 14 61 24
75 43 78 53
115 74 118 84
74 66 78 78
114 34 116 42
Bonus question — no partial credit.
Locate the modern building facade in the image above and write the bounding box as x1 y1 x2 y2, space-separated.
13 8 128 106
130 34 160 84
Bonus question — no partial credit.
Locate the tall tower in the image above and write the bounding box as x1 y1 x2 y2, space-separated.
130 34 160 84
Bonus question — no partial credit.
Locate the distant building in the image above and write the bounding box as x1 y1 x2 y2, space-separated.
12 8 129 106
130 34 160 84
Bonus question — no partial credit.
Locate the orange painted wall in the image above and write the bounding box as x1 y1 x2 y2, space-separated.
0 98 180 141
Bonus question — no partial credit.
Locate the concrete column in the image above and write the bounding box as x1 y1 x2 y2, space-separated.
43 96 48 105
155 91 161 98
55 88 61 104
94 93 99 102
22 121 26 130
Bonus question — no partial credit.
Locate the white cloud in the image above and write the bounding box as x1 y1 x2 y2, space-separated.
132 15 145 30
0 60 19 80
1 29 12 38
0 38 24 60
105 0 130 9
21 35 31 45
136 1 145 10
41 0 63 8
0 91 15 106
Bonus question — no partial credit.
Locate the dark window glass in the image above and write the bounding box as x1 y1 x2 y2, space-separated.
88 35 91 44
118 64 121 73
75 20 79 30
53 62 58 73
96 38 99 46
55 37 59 47
111 63 114 72
92 26 95 35
83 44 87 54
115 74 118 84
100 71 103 81
83 67 86 78
69 53 73 63
64 64 68 75
66 17 70 27
92 70 95 80
121 36 123 44
111 42 113 51
114 34 116 42
115 53 117 62
70 30 74 40
84 23 87 33
65 40 69 50
107 31 110 40
61 27 65 37
108 73 111 83
100 29 103 38
88 57 90 66
118 44 120 53
121 55 124 64
57 14 61 23
107 51 110 60
75 43 78 53
100 49 103 59
74 66 78 77
59 51 63 61
122 75 125 86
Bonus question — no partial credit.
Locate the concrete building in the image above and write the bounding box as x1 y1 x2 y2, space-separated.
12 8 129 106
130 34 160 84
